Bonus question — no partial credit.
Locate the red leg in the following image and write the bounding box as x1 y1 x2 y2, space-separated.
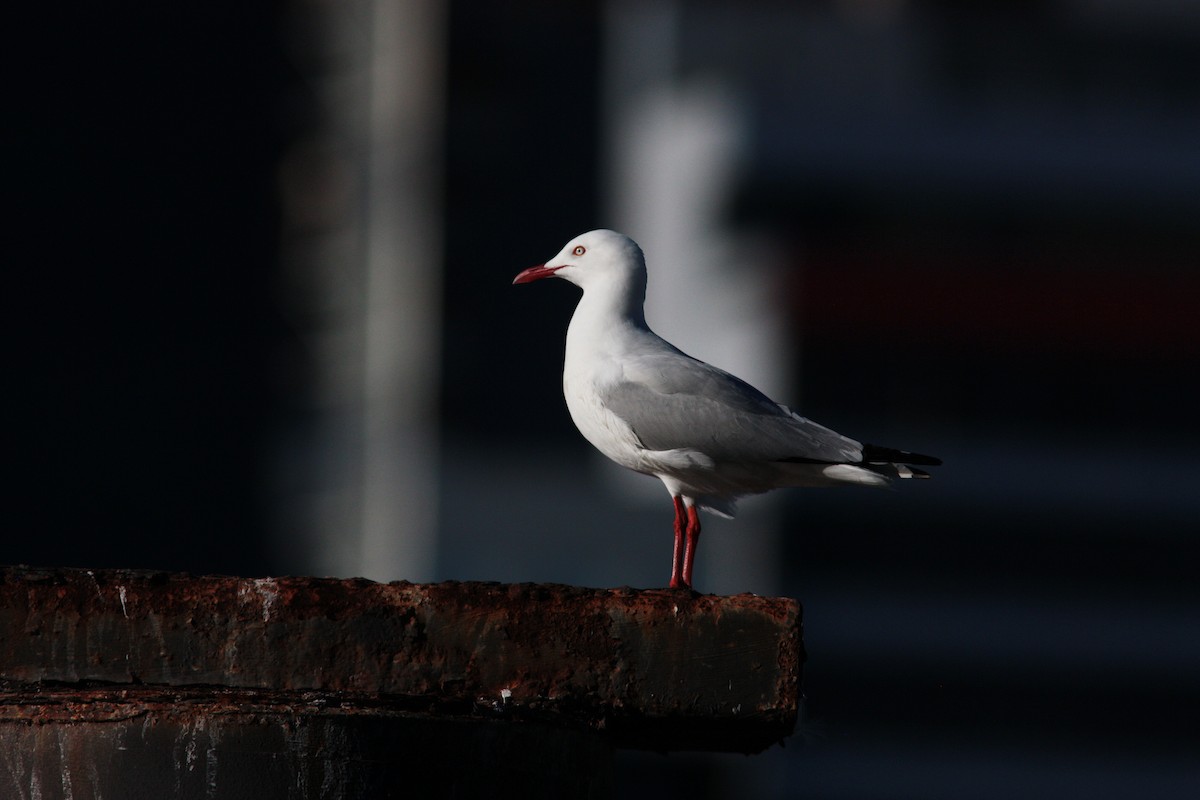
669 496 686 588
681 504 701 589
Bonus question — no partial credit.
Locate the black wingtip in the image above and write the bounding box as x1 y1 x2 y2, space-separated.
862 444 943 467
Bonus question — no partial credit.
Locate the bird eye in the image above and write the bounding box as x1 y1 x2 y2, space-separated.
573 246 586 256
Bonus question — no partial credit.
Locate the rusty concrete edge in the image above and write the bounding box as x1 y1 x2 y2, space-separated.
0 566 804 753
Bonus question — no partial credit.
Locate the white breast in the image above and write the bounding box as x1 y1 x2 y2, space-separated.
562 369 646 472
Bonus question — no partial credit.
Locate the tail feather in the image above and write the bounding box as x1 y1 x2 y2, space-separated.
776 443 941 481
861 444 942 468
860 443 941 480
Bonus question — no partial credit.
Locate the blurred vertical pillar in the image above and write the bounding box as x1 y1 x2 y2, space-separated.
601 0 788 594
276 0 444 582
360 0 443 583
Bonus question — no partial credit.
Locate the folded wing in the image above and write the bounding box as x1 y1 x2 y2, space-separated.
602 350 865 466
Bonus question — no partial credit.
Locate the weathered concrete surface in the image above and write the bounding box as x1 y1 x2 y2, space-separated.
0 566 802 798
0 685 613 800
0 567 802 753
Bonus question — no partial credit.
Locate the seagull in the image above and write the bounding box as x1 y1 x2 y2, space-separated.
513 229 941 590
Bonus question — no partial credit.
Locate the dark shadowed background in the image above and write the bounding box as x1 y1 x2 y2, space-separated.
11 2 1198 798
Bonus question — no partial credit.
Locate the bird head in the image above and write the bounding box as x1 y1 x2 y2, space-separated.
513 229 646 291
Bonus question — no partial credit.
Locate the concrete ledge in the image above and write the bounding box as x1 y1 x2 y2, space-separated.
0 566 806 762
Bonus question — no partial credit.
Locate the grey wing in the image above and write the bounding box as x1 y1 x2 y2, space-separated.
602 352 863 464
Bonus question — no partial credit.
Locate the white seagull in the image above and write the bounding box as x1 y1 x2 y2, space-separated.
514 229 940 590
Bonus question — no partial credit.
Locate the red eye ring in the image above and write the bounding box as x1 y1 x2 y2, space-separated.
573 246 586 256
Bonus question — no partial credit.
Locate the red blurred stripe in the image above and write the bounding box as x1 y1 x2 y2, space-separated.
797 255 1196 356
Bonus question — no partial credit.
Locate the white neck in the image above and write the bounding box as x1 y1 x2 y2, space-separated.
580 269 646 324
564 271 652 372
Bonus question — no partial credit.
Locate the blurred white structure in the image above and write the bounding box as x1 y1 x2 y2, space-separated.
276 0 444 582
